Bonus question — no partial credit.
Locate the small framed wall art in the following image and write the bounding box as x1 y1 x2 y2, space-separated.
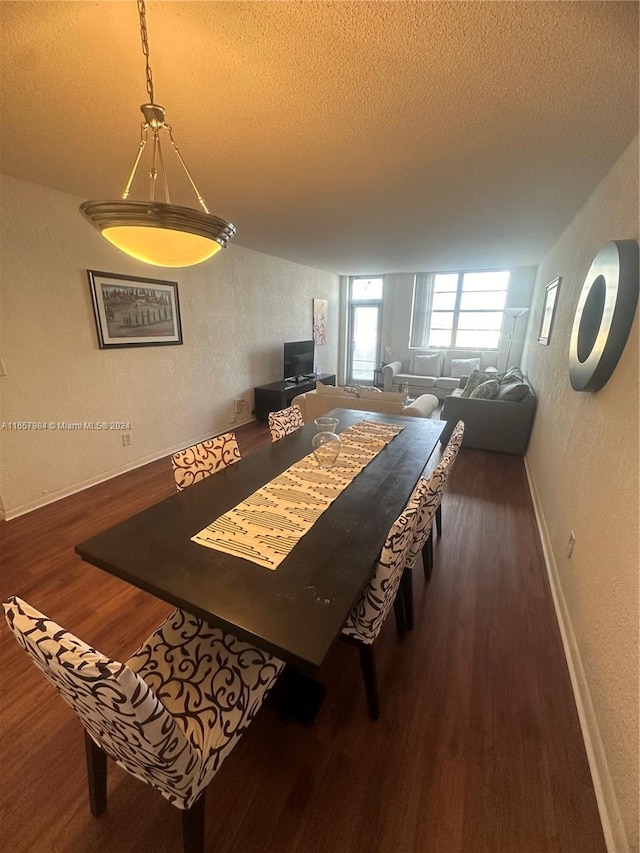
538 277 561 345
88 270 183 349
313 298 328 345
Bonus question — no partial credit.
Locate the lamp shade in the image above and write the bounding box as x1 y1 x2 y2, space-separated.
80 200 236 268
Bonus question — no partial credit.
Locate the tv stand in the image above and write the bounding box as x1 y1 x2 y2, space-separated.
285 373 318 383
254 373 336 421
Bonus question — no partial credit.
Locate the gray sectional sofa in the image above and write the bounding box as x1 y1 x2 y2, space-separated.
439 370 537 455
382 350 499 401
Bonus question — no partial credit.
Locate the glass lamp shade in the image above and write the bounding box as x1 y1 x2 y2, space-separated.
80 200 236 268
101 225 221 267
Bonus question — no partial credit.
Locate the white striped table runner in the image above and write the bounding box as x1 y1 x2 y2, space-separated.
191 420 405 570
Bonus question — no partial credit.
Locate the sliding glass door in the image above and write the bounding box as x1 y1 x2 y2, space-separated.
347 277 383 384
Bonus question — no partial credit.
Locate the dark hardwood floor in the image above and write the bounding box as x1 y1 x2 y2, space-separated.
0 420 606 852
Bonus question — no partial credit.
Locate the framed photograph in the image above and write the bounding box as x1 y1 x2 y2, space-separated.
313 298 327 345
538 277 561 345
88 270 183 349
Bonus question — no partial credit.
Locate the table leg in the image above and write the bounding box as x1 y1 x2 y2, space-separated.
266 665 327 725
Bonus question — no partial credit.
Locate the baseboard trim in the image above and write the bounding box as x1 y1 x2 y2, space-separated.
523 457 628 853
2 417 255 521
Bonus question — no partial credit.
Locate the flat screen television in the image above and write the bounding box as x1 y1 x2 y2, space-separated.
284 339 315 382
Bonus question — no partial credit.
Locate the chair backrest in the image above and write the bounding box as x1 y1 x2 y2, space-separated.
3 596 196 806
406 467 447 567
171 431 241 491
406 420 465 567
268 404 304 442
443 419 465 463
342 501 419 644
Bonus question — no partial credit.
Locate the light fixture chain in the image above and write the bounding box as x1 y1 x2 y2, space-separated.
137 0 155 104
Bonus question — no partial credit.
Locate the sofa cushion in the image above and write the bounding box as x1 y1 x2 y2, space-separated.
316 381 351 396
496 379 530 401
451 357 481 378
340 384 381 396
470 379 500 399
396 373 437 389
359 388 407 403
434 376 460 391
503 366 524 382
461 368 497 397
413 352 443 377
444 350 481 374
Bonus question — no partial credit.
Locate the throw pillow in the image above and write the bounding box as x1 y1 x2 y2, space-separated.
451 358 481 378
502 366 524 382
496 380 530 402
316 381 350 396
461 369 494 398
414 352 443 377
469 379 500 399
359 388 406 402
339 384 382 397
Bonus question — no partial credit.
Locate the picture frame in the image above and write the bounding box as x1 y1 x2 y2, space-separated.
88 270 183 349
538 277 561 345
313 297 328 345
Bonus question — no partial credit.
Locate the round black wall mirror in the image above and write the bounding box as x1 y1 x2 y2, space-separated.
569 240 639 392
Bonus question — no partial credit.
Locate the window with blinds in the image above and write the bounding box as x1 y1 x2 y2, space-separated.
410 270 509 349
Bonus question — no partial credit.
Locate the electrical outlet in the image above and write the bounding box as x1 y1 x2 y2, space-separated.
233 399 244 415
122 432 131 447
567 531 576 558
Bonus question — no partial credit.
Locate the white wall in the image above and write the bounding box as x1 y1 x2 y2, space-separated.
523 137 639 853
381 266 536 370
0 174 339 518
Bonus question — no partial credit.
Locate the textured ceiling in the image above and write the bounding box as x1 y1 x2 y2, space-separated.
1 1 638 274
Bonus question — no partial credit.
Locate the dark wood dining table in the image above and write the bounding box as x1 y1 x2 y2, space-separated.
76 409 444 677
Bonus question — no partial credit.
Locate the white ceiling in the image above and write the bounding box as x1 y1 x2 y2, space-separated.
1 1 638 275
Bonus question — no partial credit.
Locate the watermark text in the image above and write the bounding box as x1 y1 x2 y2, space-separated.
2 421 132 431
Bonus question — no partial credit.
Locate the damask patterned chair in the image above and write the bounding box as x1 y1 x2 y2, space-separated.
268 404 305 442
433 419 465 540
171 431 241 491
341 498 420 719
401 420 465 629
3 597 284 853
400 466 447 630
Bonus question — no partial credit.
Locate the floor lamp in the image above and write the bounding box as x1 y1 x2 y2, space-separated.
504 307 529 370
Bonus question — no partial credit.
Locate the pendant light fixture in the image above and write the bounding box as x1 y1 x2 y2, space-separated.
80 0 235 268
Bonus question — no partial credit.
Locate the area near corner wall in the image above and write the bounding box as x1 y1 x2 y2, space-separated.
523 136 639 853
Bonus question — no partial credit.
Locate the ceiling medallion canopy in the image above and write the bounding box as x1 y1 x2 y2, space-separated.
80 1 235 268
